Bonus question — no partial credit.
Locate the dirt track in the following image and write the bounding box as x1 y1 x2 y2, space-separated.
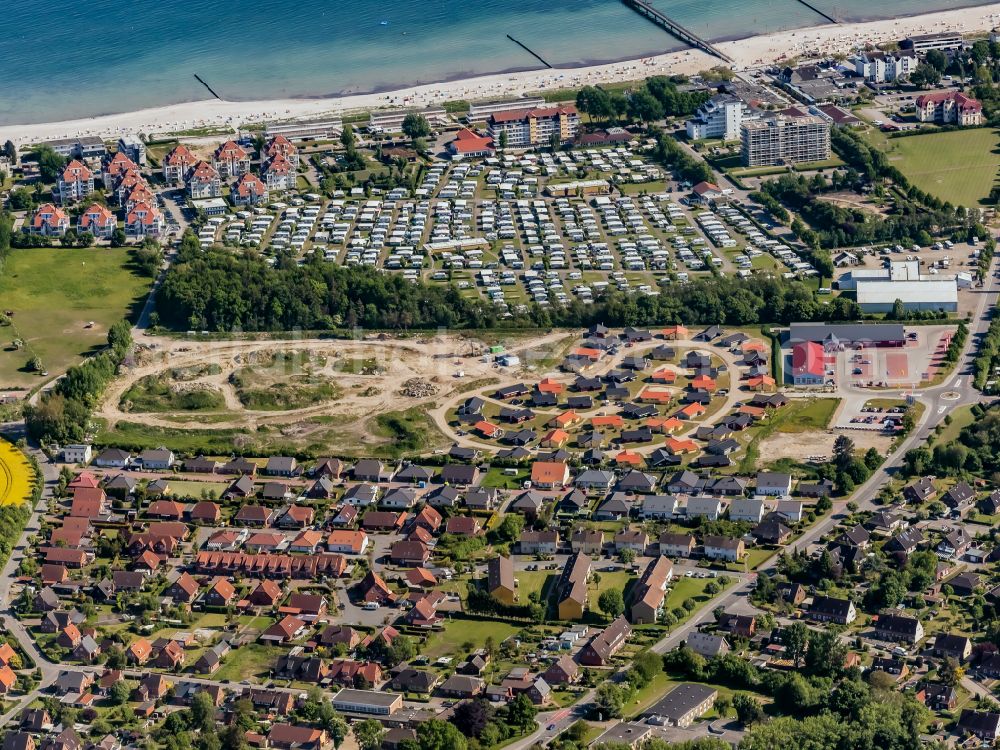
98 331 574 446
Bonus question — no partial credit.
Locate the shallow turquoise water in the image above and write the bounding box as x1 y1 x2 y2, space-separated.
0 0 993 124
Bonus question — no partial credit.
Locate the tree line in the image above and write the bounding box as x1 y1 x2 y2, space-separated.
575 76 711 125
158 231 864 334
24 321 133 444
904 402 1000 481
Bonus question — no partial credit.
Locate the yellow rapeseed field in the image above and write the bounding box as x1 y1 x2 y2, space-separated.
0 438 33 505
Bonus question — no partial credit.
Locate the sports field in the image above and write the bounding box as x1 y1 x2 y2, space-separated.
0 248 151 388
0 439 33 505
880 128 1000 207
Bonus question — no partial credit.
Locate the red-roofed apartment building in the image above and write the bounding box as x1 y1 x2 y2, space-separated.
102 151 139 189
264 135 300 168
262 154 295 192
58 160 95 204
78 203 116 238
447 128 495 160
125 202 165 238
915 92 983 126
163 144 195 183
791 341 825 385
232 173 269 206
30 203 70 236
213 140 250 179
186 161 222 199
488 106 580 148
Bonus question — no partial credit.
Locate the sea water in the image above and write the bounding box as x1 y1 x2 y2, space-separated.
0 0 994 125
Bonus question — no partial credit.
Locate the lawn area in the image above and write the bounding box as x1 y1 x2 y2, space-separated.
0 248 151 388
879 128 1000 207
727 547 776 572
0 438 34 505
934 403 976 446
664 577 714 612
481 466 530 489
591 570 634 603
776 398 839 432
368 406 450 458
517 571 554 602
161 480 230 499
213 643 286 682
422 618 521 659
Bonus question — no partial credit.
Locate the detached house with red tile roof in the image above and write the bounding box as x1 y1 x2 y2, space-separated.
58 160 94 204
163 144 195 183
186 160 222 199
125 202 165 238
213 140 250 179
232 172 269 206
30 203 70 236
77 202 116 238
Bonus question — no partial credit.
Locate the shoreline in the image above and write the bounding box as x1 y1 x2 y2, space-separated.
3 3 1000 145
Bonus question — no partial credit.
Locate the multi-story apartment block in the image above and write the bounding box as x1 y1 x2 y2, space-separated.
232 172 269 206
186 161 223 199
102 151 140 190
686 95 753 141
262 154 295 192
58 160 95 204
125 202 165 238
78 203 116 239
264 135 300 169
853 49 916 83
163 144 195 183
741 113 831 167
30 203 70 236
213 140 250 179
117 134 147 166
488 105 579 148
915 92 983 126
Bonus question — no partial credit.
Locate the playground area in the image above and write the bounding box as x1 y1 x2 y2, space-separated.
0 439 33 505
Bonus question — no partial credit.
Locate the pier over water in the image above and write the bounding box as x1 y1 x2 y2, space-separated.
618 0 734 64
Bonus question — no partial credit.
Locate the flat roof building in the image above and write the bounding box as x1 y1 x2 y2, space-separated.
741 113 830 167
643 683 718 727
368 108 447 133
902 31 964 52
265 119 344 140
331 688 403 715
787 322 906 347
856 279 958 313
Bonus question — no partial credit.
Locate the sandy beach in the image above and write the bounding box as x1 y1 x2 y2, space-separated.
3 3 1000 145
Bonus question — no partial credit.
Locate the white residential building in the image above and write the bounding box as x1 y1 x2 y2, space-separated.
117 134 147 166
853 49 916 83
686 95 752 141
62 445 93 464
57 160 95 204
